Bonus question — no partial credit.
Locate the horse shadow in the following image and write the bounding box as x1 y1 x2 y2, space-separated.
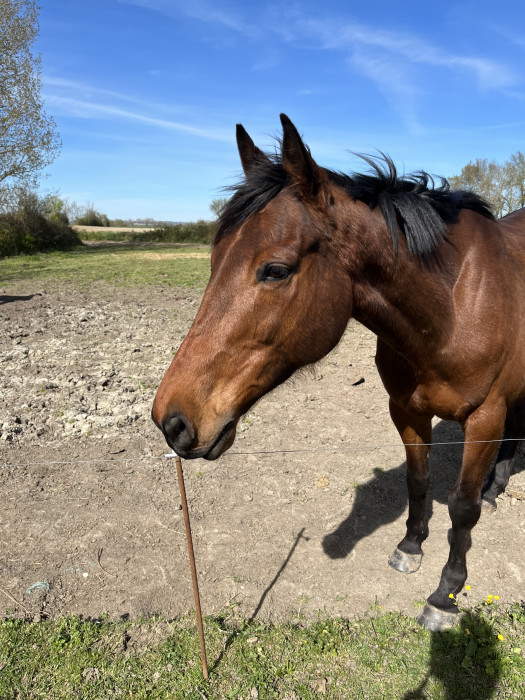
323 418 524 560
403 609 502 699
0 293 40 305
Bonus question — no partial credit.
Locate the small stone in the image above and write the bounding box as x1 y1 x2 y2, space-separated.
317 475 330 489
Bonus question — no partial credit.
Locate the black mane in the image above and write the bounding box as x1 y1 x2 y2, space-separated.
216 151 494 257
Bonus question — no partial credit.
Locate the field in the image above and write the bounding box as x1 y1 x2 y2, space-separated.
1 243 524 697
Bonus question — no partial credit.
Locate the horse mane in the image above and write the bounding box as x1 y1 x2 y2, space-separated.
215 150 494 257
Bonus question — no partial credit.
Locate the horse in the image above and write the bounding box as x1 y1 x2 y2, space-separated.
152 114 525 631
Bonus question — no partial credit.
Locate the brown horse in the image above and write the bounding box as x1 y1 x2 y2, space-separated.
152 115 525 631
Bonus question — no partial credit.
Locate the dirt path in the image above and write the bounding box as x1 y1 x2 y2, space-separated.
1 284 524 622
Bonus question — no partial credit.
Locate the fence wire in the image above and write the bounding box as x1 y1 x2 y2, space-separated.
1 437 523 469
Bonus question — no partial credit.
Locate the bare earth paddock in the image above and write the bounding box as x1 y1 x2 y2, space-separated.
1 283 524 622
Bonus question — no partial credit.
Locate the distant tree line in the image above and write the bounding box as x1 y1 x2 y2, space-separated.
449 151 525 218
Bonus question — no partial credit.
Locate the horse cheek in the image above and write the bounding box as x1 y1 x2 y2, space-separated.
306 268 352 360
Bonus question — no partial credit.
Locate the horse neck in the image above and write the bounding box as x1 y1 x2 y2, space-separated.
336 210 456 362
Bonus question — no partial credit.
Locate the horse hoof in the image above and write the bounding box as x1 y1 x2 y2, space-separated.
417 603 458 632
388 548 422 574
481 498 497 514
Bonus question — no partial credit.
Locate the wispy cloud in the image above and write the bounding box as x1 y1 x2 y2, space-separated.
491 25 525 52
119 0 256 36
43 76 185 115
273 13 518 133
349 48 424 134
43 80 232 142
44 77 157 108
296 17 516 91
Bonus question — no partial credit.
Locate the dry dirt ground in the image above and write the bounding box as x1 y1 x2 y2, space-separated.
1 281 524 624
73 226 157 234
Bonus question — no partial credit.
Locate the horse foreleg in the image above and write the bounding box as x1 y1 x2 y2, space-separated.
388 400 432 574
418 401 506 631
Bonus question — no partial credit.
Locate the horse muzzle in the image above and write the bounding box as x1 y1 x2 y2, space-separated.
152 407 237 460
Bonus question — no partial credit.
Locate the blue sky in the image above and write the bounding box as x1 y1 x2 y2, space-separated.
37 0 525 222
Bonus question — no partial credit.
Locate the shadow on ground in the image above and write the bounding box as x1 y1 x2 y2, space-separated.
323 419 524 560
404 609 503 699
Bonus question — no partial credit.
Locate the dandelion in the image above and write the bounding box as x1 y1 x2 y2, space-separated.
449 593 455 599
494 595 500 601
465 585 471 591
498 634 504 641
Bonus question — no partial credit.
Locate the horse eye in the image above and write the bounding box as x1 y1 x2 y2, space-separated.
258 264 291 282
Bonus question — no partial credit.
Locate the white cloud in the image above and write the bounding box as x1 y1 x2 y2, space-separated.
43 76 186 115
273 13 517 133
297 17 516 91
43 76 233 142
349 49 424 135
119 0 256 36
44 94 232 142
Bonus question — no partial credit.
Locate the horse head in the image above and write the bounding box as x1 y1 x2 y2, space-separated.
152 115 353 458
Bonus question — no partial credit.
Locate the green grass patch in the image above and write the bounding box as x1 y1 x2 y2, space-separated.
0 244 211 289
0 604 524 699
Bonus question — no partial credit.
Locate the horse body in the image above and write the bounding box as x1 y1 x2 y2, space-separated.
152 115 525 630
370 208 525 422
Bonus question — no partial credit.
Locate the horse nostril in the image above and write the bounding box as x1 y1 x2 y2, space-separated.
162 413 195 452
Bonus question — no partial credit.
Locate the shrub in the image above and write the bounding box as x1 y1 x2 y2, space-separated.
75 207 110 227
0 191 82 257
130 220 215 244
77 220 216 245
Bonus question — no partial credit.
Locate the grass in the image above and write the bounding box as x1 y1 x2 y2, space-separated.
0 602 524 699
0 243 211 289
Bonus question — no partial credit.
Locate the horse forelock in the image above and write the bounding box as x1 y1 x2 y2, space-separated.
215 148 495 257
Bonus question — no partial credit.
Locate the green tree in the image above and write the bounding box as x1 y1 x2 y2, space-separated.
0 0 61 208
505 151 525 211
209 197 228 218
75 205 110 227
449 152 525 218
44 194 69 223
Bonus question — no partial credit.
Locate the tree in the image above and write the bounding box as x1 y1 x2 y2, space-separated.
209 197 228 218
449 152 525 218
0 0 61 208
75 205 110 227
506 151 525 211
44 194 69 223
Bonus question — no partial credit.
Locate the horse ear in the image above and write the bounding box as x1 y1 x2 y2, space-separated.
236 124 270 176
280 113 327 200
